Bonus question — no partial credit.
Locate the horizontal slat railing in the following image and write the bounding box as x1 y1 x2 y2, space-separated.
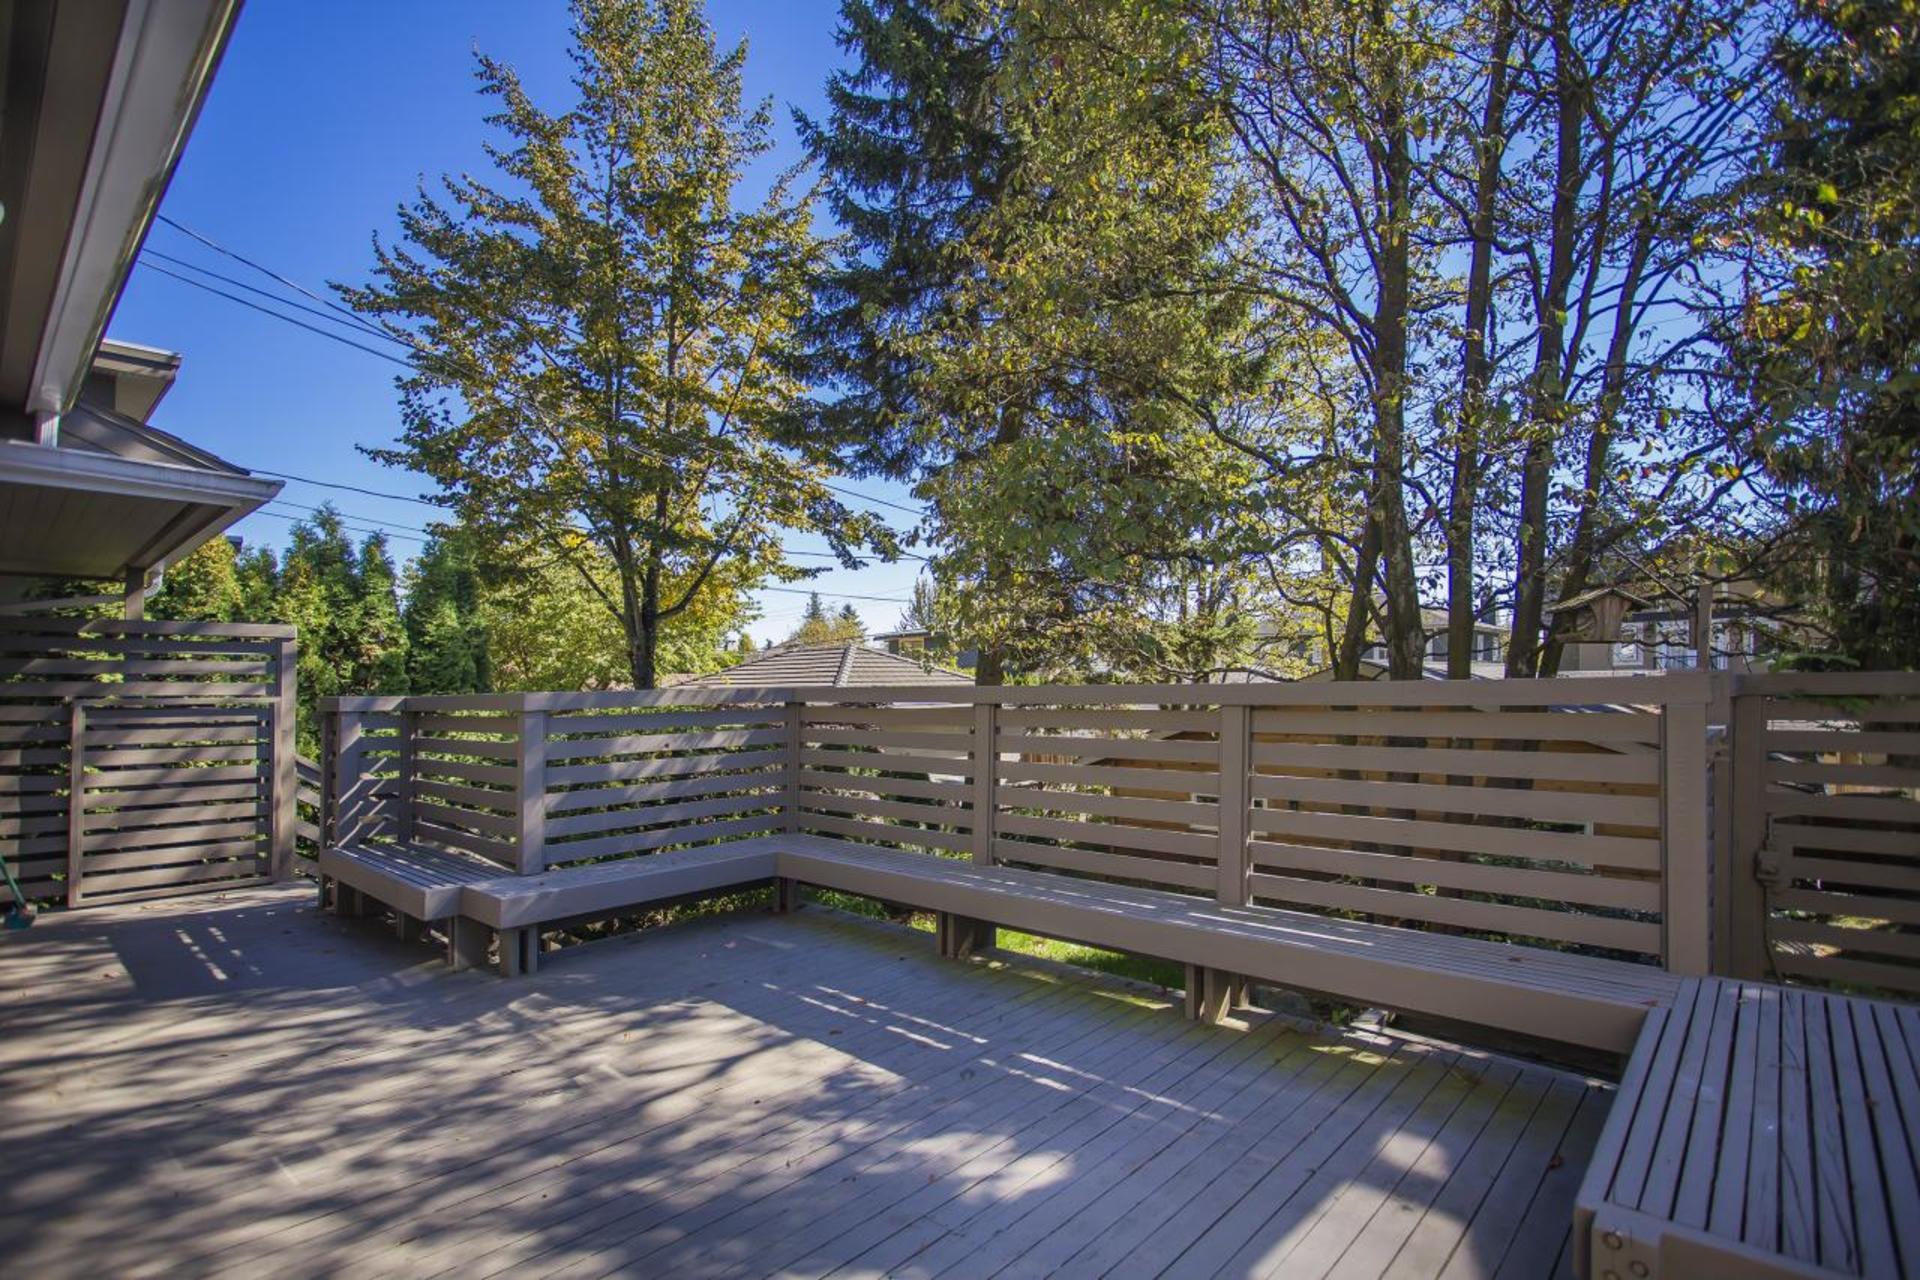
323 674 1732 971
1727 672 1920 998
2 618 297 908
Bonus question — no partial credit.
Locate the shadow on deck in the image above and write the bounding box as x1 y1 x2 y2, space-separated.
0 884 1607 1279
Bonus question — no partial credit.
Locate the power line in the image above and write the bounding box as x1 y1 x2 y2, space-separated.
255 506 427 544
249 467 445 508
137 261 413 367
149 217 932 521
143 248 412 349
156 212 394 340
758 584 911 604
246 466 930 561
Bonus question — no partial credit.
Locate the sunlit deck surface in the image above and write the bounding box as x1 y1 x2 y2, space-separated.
0 885 1610 1279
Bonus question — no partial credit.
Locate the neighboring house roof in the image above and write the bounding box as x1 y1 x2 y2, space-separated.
1546 584 1660 615
676 642 972 689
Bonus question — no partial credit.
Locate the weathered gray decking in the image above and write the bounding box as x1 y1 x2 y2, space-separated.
0 884 1610 1279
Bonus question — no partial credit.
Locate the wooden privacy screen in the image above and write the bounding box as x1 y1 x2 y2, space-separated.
323 677 1718 970
541 703 786 867
329 697 790 874
1245 698 1671 960
991 702 1225 895
795 684 1705 964
0 616 297 908
1727 674 1920 998
797 702 978 858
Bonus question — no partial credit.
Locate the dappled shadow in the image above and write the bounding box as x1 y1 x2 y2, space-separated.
0 887 1602 1278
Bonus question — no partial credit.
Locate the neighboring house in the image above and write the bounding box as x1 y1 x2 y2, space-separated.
1549 580 1793 674
674 641 973 689
0 0 273 613
872 627 977 672
1273 608 1508 680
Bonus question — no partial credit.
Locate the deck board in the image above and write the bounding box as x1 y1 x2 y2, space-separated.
0 883 1610 1279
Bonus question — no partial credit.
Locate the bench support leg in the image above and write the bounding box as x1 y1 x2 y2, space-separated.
936 912 994 960
498 926 540 977
316 874 332 911
774 877 802 915
395 913 424 943
449 917 491 972
1185 965 1243 1024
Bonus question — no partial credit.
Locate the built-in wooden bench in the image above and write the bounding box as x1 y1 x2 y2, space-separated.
318 833 1681 1051
317 842 506 934
774 836 1682 1053
1576 977 1920 1280
456 841 781 976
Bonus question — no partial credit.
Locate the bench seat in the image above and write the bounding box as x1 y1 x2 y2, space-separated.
317 833 1681 1052
318 841 510 921
776 836 1682 1053
1575 977 1920 1279
459 840 780 930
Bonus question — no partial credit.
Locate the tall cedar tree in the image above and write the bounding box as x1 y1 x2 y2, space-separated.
343 0 881 688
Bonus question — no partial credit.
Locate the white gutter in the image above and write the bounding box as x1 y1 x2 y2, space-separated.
27 0 242 418
0 437 279 509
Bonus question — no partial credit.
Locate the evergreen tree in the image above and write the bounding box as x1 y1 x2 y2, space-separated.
795 0 1017 478
352 534 410 695
149 536 244 622
402 533 488 694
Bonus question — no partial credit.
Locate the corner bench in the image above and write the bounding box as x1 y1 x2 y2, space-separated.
457 841 781 976
317 842 508 959
318 832 1681 1053
1575 977 1920 1279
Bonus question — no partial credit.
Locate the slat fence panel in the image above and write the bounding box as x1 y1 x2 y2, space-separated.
0 619 295 908
794 700 975 858
538 702 786 867
1243 693 1670 964
1739 676 1920 998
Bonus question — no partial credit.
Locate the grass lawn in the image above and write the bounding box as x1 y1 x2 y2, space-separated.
807 887 1187 991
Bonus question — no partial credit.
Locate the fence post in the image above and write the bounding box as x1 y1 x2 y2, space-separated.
1216 703 1250 907
971 700 998 865
66 700 86 907
267 634 297 879
329 707 366 846
394 704 417 845
1726 688 1770 978
516 703 548 875
776 699 803 835
1660 696 1711 975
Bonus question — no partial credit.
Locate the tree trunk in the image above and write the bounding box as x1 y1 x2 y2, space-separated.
1540 226 1653 676
1507 0 1582 678
1447 0 1515 679
1373 42 1424 681
1334 512 1383 681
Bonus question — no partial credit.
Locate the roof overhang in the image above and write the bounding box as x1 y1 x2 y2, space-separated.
0 0 242 423
0 435 278 580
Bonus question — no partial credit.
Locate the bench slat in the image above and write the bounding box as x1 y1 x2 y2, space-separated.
1580 978 1920 1280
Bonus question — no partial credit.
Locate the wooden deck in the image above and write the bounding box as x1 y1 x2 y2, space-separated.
0 884 1611 1279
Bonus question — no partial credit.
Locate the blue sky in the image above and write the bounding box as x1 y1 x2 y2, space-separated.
108 0 926 644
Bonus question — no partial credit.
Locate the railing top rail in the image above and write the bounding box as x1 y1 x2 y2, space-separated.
1729 671 1920 699
321 671 1718 716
